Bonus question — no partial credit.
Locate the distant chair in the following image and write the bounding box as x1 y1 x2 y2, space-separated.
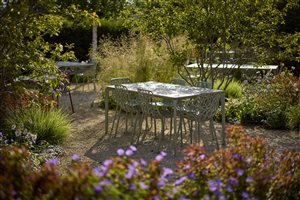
196 81 213 89
171 78 186 86
136 88 172 150
178 92 222 150
110 84 140 140
110 77 132 85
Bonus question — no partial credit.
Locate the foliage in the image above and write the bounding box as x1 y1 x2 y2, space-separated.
5 106 71 145
1 125 300 199
214 79 243 99
176 125 300 200
95 34 177 86
285 104 300 130
225 70 300 129
123 0 300 89
0 0 98 126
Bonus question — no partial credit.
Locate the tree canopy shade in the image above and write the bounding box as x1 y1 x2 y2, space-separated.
58 0 127 18
123 0 300 87
0 0 99 124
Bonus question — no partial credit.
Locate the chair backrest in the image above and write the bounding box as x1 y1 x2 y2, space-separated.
171 78 186 86
196 81 213 89
137 88 161 117
110 77 132 85
113 84 136 112
184 92 221 121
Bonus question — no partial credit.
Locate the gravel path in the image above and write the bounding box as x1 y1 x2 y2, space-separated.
58 84 300 170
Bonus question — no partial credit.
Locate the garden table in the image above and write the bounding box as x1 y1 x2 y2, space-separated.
104 81 225 155
56 61 97 90
57 61 95 71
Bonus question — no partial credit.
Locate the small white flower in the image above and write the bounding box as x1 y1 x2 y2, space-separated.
15 129 22 137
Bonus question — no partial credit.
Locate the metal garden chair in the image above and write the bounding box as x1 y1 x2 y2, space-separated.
136 88 173 150
110 84 140 140
178 92 222 149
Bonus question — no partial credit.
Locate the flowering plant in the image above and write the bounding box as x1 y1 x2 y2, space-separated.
0 125 300 199
176 125 300 200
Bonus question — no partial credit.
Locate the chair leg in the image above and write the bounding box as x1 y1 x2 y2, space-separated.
209 119 219 149
158 118 165 151
68 89 75 113
110 107 119 137
131 112 140 144
189 120 193 144
114 110 122 137
136 114 145 144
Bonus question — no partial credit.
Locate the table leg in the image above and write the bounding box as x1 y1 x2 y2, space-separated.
221 92 226 147
173 99 178 155
105 87 109 135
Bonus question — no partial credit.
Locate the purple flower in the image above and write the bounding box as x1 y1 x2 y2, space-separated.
155 151 167 162
103 159 113 166
161 167 173 178
178 195 190 200
236 168 244 176
228 176 238 185
225 184 233 193
172 187 178 194
94 183 102 196
46 158 60 166
117 148 125 156
242 191 250 199
153 196 159 200
203 194 210 200
198 154 206 160
0 132 2 137
93 167 105 177
246 176 253 183
232 153 242 160
167 192 174 199
125 164 136 179
201 169 209 175
184 164 191 170
219 195 226 200
71 154 80 161
187 172 196 179
128 184 136 190
140 158 147 166
125 149 134 156
174 176 187 186
99 179 111 186
132 160 139 167
208 179 222 192
157 178 166 188
155 155 164 162
245 158 251 163
129 145 137 152
139 182 149 190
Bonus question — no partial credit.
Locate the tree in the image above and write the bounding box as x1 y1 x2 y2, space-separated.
0 0 98 125
123 0 300 88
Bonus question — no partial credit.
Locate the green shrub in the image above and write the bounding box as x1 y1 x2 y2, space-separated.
1 126 300 199
285 104 300 130
214 79 243 98
177 125 300 199
229 70 300 129
6 106 70 145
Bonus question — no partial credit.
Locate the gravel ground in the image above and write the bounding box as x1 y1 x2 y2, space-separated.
58 84 300 170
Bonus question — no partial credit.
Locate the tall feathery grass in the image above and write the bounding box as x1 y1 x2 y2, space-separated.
95 35 178 86
6 106 71 145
